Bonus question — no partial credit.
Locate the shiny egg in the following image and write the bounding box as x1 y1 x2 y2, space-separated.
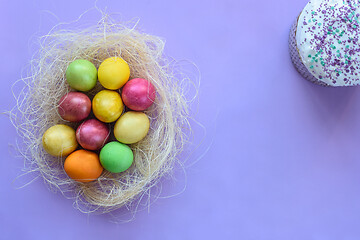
76 119 110 150
42 124 78 157
121 78 156 111
98 57 130 90
64 150 103 183
92 90 124 123
58 92 91 122
66 59 98 92
114 111 150 144
99 141 133 173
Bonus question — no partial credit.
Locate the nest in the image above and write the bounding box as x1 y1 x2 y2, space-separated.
9 15 196 214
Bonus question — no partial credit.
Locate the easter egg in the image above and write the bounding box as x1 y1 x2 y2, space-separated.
58 92 91 122
121 78 156 111
92 90 124 123
98 57 130 90
64 150 103 183
114 111 150 144
42 124 78 157
99 141 133 173
66 59 97 91
76 119 110 150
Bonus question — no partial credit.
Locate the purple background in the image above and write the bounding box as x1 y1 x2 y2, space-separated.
2 0 360 239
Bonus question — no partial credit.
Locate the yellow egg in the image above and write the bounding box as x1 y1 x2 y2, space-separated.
114 111 150 144
92 90 124 123
42 124 78 156
98 57 130 90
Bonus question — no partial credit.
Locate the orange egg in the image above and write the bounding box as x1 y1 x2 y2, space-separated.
64 150 103 183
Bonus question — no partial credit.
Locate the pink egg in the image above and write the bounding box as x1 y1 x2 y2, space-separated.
76 119 110 150
58 92 91 122
121 78 156 111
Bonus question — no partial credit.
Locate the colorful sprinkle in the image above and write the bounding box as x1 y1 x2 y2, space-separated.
297 0 360 85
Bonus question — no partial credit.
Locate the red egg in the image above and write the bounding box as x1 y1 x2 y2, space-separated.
76 119 110 150
121 78 156 111
58 92 91 122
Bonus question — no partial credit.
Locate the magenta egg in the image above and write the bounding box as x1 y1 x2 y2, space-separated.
76 119 110 150
121 78 156 111
58 92 91 122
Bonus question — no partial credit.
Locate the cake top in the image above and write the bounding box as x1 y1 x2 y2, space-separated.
296 0 360 86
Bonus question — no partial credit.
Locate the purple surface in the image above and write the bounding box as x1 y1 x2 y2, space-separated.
2 0 360 239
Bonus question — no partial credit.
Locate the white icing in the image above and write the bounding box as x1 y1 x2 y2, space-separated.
296 0 360 86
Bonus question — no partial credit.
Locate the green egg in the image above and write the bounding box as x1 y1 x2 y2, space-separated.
99 141 134 173
66 59 97 91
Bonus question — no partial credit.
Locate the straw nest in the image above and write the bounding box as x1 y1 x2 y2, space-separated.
9 16 196 214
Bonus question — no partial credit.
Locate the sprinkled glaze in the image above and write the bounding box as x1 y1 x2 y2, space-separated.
296 0 360 86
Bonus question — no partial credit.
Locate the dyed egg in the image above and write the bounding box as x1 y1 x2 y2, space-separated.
58 92 91 122
42 124 78 156
99 141 133 173
66 59 97 91
121 78 156 111
114 111 150 144
76 119 110 150
98 57 130 90
64 150 103 183
92 90 124 123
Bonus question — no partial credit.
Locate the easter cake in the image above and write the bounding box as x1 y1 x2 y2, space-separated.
289 0 360 86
